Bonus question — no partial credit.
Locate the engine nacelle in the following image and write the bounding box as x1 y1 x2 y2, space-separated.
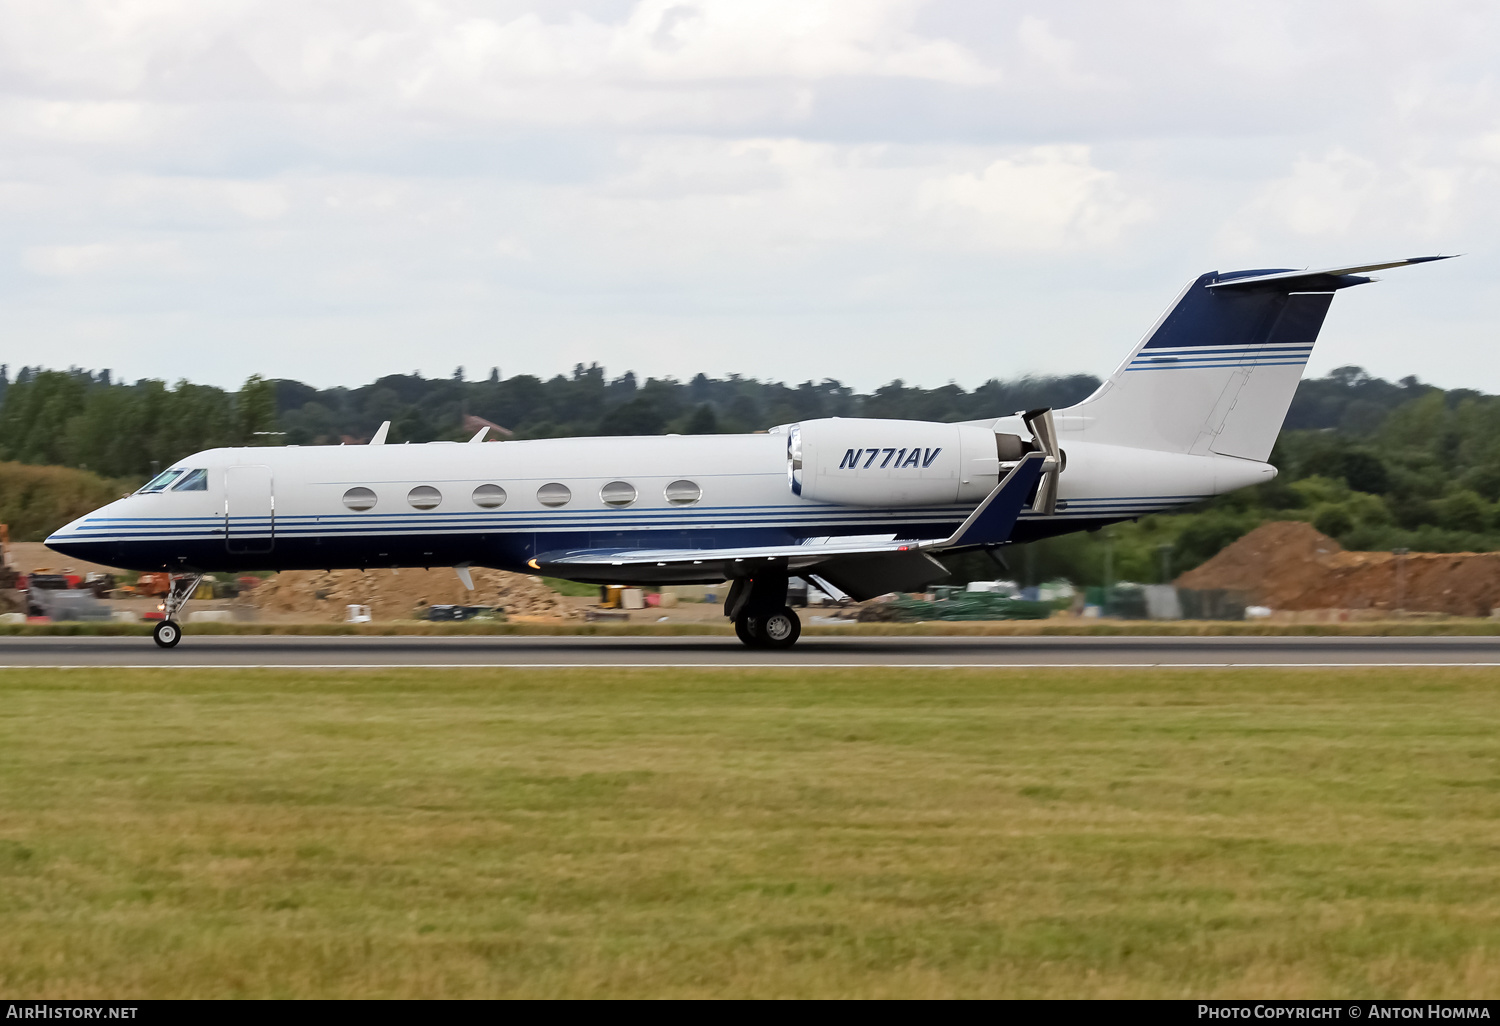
786 418 1007 506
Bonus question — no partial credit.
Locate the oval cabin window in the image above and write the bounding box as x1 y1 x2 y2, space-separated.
665 479 701 506
537 483 571 507
408 485 442 510
600 481 637 507
473 484 507 509
343 487 377 511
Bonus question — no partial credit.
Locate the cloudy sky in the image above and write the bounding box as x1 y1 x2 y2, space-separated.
0 0 1494 392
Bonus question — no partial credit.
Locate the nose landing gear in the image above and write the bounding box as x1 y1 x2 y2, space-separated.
152 572 203 649
152 619 181 648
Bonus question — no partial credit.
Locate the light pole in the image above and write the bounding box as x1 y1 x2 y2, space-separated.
1102 529 1115 615
1393 546 1409 617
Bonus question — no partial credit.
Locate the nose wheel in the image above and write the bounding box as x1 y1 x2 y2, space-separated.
152 572 203 648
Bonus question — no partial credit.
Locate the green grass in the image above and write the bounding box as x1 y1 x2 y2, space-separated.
0 667 1498 998
541 576 604 597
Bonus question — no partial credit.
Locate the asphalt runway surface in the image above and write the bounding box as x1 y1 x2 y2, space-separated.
6 634 1500 668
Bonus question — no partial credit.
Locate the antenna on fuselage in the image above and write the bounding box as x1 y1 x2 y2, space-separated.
369 421 390 445
468 426 490 443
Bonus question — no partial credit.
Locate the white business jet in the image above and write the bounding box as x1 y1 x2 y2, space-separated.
46 257 1451 649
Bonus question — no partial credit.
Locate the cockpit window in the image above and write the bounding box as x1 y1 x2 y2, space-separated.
172 469 209 491
137 469 185 494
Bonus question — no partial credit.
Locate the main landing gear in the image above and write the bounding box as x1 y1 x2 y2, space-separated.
152 572 203 649
727 574 802 649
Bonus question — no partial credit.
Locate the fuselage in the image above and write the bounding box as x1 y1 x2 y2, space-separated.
46 422 1275 581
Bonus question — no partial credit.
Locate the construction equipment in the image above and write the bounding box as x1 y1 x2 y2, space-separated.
83 572 116 598
858 591 1053 622
30 589 112 622
135 572 171 597
425 604 499 621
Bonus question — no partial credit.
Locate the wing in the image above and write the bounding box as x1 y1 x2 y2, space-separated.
526 452 1048 598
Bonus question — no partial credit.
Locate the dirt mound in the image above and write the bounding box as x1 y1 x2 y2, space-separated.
1177 521 1500 616
1175 522 1344 609
247 567 582 622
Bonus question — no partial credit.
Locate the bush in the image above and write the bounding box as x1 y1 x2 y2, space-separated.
1434 489 1492 533
1172 509 1261 571
0 462 131 541
1312 506 1354 540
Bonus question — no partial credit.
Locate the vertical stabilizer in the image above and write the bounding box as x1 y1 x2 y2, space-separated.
1058 257 1451 461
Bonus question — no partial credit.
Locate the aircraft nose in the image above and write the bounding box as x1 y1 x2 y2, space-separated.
44 498 127 565
45 518 92 560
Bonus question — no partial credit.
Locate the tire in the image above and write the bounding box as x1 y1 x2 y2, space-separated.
153 619 182 649
755 607 801 649
734 616 762 647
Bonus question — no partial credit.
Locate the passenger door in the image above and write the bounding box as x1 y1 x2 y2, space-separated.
225 465 275 555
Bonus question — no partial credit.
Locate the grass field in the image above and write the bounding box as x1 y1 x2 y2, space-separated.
0 666 1497 998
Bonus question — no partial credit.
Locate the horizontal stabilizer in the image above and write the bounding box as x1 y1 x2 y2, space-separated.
1206 255 1455 291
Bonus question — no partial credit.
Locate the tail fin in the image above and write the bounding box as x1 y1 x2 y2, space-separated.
1061 257 1452 461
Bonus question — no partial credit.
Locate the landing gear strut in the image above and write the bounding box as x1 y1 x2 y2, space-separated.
727 573 802 649
153 572 203 649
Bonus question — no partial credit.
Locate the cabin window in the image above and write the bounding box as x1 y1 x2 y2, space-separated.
537 482 571 507
600 481 636 507
343 487 377 511
408 485 442 510
473 484 507 509
137 469 185 494
172 469 209 491
665 479 701 506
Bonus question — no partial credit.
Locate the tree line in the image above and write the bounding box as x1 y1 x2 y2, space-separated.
0 367 277 479
0 363 1098 479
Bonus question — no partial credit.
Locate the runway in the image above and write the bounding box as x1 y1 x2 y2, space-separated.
5 634 1500 668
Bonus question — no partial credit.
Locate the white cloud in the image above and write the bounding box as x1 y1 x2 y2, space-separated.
0 1 1495 392
0 99 153 144
1014 16 1107 90
1227 149 1384 242
919 145 1150 251
22 240 182 276
1218 146 1486 253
